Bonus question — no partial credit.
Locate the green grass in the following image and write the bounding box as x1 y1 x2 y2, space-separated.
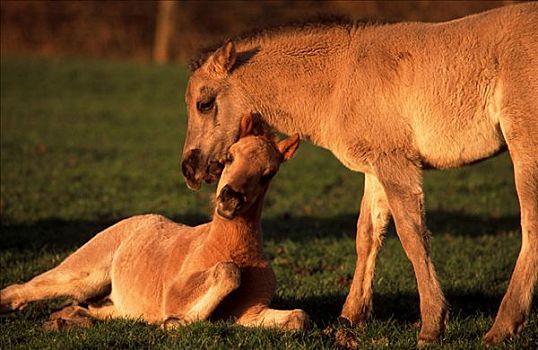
1 57 536 349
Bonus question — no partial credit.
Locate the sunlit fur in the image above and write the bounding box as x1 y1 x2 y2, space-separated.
182 3 537 346
0 122 307 331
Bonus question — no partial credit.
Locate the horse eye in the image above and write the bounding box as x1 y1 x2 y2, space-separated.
225 153 234 164
260 172 275 184
196 96 215 113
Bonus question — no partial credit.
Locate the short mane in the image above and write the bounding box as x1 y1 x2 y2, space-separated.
189 15 377 72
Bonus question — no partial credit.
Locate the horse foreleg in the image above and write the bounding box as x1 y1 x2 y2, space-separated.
162 261 241 329
374 156 448 347
341 173 390 325
236 307 309 330
483 127 538 344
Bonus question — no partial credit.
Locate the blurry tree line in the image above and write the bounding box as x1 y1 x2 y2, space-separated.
1 1 517 64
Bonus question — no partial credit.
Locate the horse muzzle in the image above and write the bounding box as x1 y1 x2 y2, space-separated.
216 185 246 220
181 149 224 191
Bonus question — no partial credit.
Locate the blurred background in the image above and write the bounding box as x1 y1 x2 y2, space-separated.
1 0 518 64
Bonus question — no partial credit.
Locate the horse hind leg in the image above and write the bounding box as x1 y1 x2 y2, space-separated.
41 296 120 331
0 233 122 313
42 305 95 331
341 174 390 325
483 110 538 344
0 217 142 313
0 263 111 314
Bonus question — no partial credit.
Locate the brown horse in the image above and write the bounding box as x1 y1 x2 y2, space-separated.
1 114 308 331
180 3 537 346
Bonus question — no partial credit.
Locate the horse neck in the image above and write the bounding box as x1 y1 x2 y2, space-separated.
233 28 354 146
206 188 267 260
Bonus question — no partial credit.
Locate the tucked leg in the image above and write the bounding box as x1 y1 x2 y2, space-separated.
42 297 118 331
341 174 391 324
163 261 241 328
236 306 309 330
374 156 448 346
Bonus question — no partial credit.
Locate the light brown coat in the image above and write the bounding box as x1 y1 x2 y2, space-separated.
1 119 307 331
180 3 538 345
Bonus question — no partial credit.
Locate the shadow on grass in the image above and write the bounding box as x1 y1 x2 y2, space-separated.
0 210 519 253
1 212 535 341
274 289 536 329
261 210 519 242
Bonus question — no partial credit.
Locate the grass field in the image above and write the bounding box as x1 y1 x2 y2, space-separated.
1 57 536 349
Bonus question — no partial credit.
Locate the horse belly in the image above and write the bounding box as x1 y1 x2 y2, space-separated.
109 220 198 323
414 107 505 169
413 69 508 169
110 243 166 322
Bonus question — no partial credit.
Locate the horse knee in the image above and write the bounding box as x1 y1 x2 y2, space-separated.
211 261 240 290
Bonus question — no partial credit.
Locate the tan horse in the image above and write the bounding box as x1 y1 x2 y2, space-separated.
180 3 537 346
0 114 308 331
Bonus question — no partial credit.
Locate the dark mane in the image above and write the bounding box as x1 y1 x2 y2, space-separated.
189 14 376 72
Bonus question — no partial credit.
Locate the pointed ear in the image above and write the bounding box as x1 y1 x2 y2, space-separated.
239 113 254 138
277 133 300 162
207 40 236 76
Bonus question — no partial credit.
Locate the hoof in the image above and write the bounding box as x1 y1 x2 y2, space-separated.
43 306 94 331
482 328 514 346
417 330 443 348
417 337 436 348
0 301 16 314
337 316 353 328
334 327 361 349
161 316 185 330
483 317 524 346
340 301 372 326
42 316 94 331
283 309 310 330
0 285 24 314
325 318 366 349
417 306 448 348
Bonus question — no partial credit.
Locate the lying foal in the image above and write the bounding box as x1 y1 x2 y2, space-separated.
0 116 307 331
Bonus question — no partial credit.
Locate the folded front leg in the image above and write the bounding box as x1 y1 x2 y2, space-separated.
162 261 241 328
236 306 310 330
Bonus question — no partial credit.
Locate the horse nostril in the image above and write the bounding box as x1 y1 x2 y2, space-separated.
181 161 193 179
219 185 245 208
220 185 232 200
181 149 201 179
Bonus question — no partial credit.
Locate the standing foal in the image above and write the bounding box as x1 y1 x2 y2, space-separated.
1 114 308 331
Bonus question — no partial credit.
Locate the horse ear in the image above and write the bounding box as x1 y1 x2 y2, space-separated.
208 40 236 76
239 113 254 138
277 133 300 161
